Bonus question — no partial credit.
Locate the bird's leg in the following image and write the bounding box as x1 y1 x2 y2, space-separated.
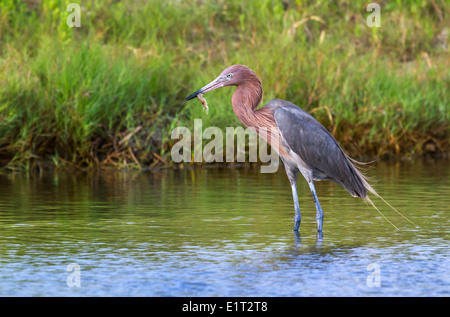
293 230 301 247
291 183 301 231
308 181 324 232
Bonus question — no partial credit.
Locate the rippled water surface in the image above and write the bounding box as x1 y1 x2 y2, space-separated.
0 159 448 296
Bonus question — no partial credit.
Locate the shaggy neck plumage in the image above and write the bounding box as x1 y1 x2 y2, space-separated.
231 78 263 128
230 71 287 157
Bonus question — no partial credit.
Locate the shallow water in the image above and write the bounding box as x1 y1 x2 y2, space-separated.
0 159 448 296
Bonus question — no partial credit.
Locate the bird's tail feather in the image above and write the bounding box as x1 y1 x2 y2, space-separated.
364 195 399 230
349 158 418 229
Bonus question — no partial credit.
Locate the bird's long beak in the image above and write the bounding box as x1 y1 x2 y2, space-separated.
185 77 224 101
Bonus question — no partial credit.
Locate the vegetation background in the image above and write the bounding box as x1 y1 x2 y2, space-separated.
0 0 448 170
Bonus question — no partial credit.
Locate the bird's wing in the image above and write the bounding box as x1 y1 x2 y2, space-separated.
271 99 365 196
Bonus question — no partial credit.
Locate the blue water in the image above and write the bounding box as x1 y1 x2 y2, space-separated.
0 159 448 296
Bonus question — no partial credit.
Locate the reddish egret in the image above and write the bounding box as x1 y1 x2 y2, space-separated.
185 65 411 232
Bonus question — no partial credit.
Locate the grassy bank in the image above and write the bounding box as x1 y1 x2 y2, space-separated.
0 0 449 170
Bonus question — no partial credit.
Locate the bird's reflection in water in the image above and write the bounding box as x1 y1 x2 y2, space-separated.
293 230 323 249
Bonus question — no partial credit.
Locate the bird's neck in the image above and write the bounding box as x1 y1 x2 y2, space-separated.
231 82 263 128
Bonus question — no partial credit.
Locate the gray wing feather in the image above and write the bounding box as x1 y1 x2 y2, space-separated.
271 99 367 197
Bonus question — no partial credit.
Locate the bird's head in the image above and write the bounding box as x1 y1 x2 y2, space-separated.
184 65 258 101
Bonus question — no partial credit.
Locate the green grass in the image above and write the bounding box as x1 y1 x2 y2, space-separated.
0 0 449 170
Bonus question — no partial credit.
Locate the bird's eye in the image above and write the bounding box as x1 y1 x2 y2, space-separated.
226 73 233 79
